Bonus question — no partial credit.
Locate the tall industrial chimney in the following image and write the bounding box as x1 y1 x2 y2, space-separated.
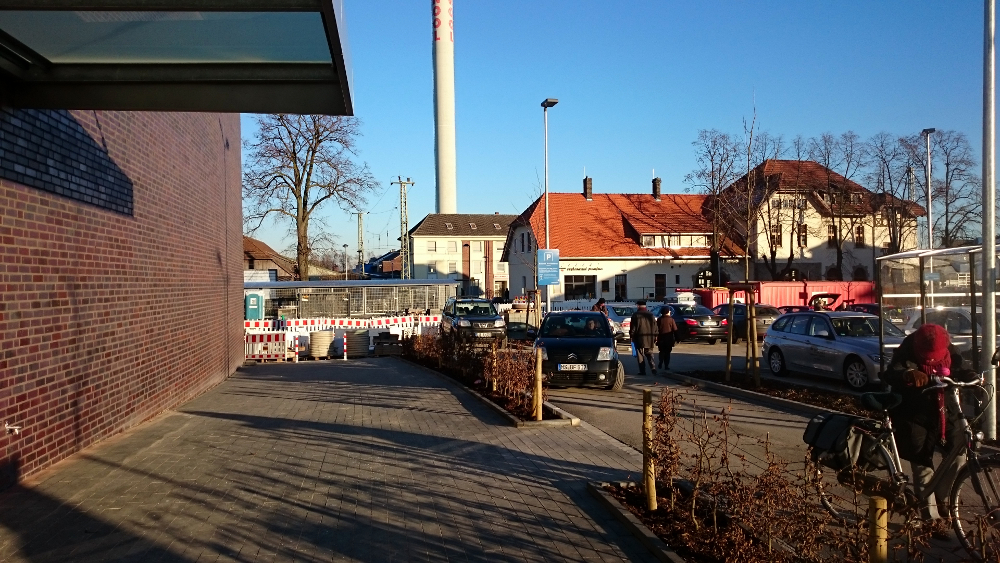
432 0 457 213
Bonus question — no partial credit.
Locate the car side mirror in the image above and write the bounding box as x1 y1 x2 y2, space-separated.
904 328 914 335
960 328 974 335
815 330 831 338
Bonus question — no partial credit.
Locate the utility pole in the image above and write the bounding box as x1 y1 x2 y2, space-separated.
982 0 997 439
352 212 366 268
391 176 416 279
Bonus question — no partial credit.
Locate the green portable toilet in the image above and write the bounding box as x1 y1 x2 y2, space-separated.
245 294 264 320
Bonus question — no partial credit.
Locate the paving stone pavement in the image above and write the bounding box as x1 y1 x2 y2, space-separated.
0 358 657 563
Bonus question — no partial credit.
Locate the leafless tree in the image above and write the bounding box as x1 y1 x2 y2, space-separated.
865 132 920 256
243 114 380 280
685 129 742 284
808 131 870 279
933 131 981 247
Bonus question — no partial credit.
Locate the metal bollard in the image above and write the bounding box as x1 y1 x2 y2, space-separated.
643 389 657 511
534 348 543 421
868 496 887 563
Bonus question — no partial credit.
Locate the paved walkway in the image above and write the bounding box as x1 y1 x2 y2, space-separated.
0 358 656 563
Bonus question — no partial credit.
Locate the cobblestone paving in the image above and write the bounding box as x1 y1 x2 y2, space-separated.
0 358 655 563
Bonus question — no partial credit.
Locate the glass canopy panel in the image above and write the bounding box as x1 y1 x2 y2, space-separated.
0 11 332 63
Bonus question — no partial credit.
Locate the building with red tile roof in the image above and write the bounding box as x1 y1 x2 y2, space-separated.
503 178 745 302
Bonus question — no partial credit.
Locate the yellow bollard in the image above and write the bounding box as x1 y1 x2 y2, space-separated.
643 389 657 511
869 496 887 563
534 347 543 421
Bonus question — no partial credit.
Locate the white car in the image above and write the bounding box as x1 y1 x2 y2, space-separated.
897 306 1000 357
606 305 637 342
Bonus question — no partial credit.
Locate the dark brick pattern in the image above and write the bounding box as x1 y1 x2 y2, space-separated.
0 108 133 215
0 110 244 484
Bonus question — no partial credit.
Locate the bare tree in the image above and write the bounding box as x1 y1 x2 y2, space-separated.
243 114 380 280
685 129 742 284
934 131 981 247
808 131 870 279
865 132 920 255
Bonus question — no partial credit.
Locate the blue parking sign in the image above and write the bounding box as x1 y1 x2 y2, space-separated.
537 249 560 286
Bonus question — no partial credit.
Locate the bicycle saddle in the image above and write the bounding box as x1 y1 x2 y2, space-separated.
860 392 903 412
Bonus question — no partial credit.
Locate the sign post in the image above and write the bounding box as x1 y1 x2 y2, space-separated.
537 249 560 313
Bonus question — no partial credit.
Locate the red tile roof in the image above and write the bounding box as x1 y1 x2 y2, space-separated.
504 193 744 260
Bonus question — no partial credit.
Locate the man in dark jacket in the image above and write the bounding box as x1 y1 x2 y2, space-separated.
630 300 658 375
883 323 976 524
656 307 679 370
591 298 609 317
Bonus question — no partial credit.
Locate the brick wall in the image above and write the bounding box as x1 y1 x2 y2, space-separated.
0 110 243 487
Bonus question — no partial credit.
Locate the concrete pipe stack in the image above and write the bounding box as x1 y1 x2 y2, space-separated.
345 330 370 358
309 330 335 359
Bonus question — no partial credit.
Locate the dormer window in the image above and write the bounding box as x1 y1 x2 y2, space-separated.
445 222 453 230
493 223 501 229
470 223 477 230
642 235 655 247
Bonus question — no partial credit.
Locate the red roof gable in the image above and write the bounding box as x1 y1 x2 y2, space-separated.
505 193 744 260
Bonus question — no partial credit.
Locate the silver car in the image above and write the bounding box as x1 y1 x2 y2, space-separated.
762 311 905 390
606 305 637 342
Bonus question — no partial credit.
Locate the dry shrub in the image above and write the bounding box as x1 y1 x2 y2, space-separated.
403 334 542 419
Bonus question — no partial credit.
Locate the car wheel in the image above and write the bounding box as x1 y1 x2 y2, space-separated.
606 361 625 391
707 338 718 345
843 356 869 390
768 348 787 377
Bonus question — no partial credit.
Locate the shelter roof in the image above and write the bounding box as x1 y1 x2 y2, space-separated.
409 213 518 238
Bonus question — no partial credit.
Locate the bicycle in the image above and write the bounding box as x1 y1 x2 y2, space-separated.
813 366 1000 559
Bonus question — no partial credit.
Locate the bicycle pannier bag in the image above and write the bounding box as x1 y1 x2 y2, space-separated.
802 412 866 470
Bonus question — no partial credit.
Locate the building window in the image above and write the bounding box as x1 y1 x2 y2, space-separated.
445 222 453 230
670 235 682 247
851 193 863 205
827 225 837 248
675 274 681 285
770 223 782 247
470 223 477 230
522 276 528 291
427 240 437 252
520 233 525 252
855 225 866 248
493 223 501 230
448 240 458 253
564 275 597 300
642 235 655 247
528 234 533 252
601 279 610 292
472 241 482 252
428 263 437 274
655 274 666 300
472 261 483 274
797 224 808 247
614 274 627 300
881 240 891 255
497 262 506 273
448 262 458 274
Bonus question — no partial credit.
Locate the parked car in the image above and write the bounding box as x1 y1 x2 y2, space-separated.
845 303 908 325
440 298 506 343
897 306 1000 357
777 305 812 315
808 293 841 311
606 305 637 342
762 311 905 390
655 304 728 344
712 303 782 340
534 311 624 391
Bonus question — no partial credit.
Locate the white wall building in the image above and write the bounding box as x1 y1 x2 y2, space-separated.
408 213 518 297
502 178 745 303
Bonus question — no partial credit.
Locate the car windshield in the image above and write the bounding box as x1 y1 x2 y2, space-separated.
454 301 496 317
757 306 781 316
540 315 612 338
611 306 636 316
830 316 904 337
671 304 714 316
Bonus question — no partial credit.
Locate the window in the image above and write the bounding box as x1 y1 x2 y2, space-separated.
495 241 504 252
654 274 666 300
528 235 533 252
614 274 627 300
472 241 482 252
796 224 807 247
851 193 863 205
428 262 437 274
470 223 477 230
472 261 483 274
770 223 782 247
496 263 506 273
854 225 866 248
493 223 501 230
427 240 437 252
668 235 681 247
445 222 453 230
448 240 458 253
772 198 782 209
564 275 597 300
675 274 681 285
448 262 458 274
881 240 891 255
808 318 833 337
771 316 791 332
520 233 525 252
827 225 837 248
642 235 655 247
522 276 527 291
601 279 610 292
788 315 811 335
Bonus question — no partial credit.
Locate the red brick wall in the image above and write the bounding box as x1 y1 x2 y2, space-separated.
0 111 243 486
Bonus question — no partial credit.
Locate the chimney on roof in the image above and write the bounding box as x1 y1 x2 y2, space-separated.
583 176 593 200
652 177 662 201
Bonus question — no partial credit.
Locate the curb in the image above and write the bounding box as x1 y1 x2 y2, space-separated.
394 357 581 428
662 370 849 417
587 482 686 563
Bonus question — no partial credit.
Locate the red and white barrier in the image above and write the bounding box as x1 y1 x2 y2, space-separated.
245 332 297 361
244 315 443 361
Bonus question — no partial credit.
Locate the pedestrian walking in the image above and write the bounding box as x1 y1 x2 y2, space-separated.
591 297 609 317
656 307 678 370
629 300 657 375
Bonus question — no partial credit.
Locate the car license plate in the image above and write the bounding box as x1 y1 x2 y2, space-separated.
702 321 717 326
475 332 493 338
558 363 587 371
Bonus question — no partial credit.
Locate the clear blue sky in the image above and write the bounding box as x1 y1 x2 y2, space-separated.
243 1 987 258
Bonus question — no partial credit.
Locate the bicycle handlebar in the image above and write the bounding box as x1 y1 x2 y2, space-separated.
921 373 987 392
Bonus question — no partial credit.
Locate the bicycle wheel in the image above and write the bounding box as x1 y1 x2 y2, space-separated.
815 443 899 522
951 457 1000 560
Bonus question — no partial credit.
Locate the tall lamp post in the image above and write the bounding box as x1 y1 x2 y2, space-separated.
922 128 936 249
343 244 349 280
541 98 558 313
981 0 997 439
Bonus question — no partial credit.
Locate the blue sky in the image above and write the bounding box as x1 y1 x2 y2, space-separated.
243 1 987 257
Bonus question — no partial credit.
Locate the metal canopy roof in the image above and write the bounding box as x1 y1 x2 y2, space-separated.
878 246 984 261
0 0 353 114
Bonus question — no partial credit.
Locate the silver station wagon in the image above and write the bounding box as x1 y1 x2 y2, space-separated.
762 311 905 390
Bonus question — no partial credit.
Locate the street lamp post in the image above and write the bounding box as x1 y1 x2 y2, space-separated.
981 0 997 439
343 244 349 280
541 98 558 313
922 128 936 249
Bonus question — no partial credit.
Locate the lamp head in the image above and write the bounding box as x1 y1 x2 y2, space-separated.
541 98 559 108
922 128 936 136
